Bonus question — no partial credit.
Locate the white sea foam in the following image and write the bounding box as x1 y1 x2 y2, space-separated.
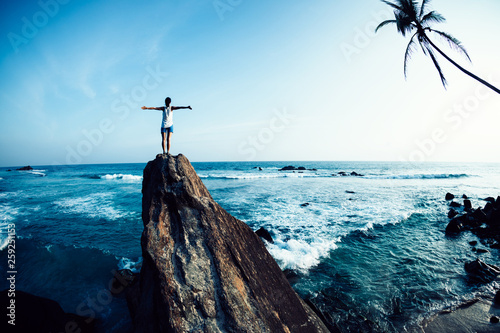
117 256 143 273
365 173 469 180
55 193 127 220
267 237 338 272
101 174 142 181
29 171 46 177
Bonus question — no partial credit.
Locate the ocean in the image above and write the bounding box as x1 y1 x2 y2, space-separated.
1 160 499 332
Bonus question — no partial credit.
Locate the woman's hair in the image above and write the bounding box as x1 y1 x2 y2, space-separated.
165 97 171 106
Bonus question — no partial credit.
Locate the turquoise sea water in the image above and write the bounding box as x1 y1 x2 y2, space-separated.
1 160 499 332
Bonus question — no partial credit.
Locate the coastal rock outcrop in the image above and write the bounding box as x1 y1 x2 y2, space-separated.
127 154 329 332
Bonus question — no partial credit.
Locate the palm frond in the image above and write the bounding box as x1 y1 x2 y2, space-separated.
425 44 448 88
375 19 397 32
395 11 415 36
381 0 403 11
404 32 419 78
421 11 445 26
419 0 432 19
431 29 471 62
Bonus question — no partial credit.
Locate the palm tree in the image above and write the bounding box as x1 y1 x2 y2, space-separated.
376 0 500 94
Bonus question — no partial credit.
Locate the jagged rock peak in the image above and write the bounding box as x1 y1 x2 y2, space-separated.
128 153 329 333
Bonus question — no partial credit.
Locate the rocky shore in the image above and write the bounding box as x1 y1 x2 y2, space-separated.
421 193 500 332
126 154 330 332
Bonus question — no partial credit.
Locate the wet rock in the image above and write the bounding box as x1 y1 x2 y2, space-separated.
298 166 306 171
301 202 310 207
464 259 500 283
350 171 364 177
445 193 455 201
484 197 496 204
446 217 464 233
469 241 478 246
129 154 329 332
471 208 487 223
346 191 356 194
449 201 461 208
464 199 472 210
462 194 468 199
490 316 499 324
256 227 274 244
16 165 33 171
279 165 296 171
494 290 500 305
476 248 490 254
448 209 458 219
283 269 300 285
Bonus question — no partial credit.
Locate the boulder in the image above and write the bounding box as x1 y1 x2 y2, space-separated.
255 227 274 244
16 165 33 171
279 166 296 171
494 290 500 306
449 201 461 208
448 209 458 219
462 194 468 199
464 199 472 210
484 197 496 204
301 203 310 207
445 193 455 201
297 167 306 171
446 217 464 234
464 259 500 283
129 154 329 333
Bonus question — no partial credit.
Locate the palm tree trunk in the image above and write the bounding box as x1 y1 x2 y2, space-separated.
425 36 500 94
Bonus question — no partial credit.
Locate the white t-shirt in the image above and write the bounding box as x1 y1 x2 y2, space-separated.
161 106 173 128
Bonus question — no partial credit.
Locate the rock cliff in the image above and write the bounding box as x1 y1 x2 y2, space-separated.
127 154 329 333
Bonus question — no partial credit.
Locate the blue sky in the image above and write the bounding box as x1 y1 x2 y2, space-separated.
1 0 499 167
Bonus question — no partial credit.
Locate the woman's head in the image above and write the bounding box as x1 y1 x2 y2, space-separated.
165 97 171 106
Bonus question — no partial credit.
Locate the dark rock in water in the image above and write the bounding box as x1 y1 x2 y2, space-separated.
448 209 459 219
484 197 496 204
258 167 263 171
310 168 318 171
490 316 499 324
494 290 500 305
464 199 472 210
484 202 494 214
496 196 500 208
279 165 296 171
253 167 263 171
449 201 461 208
256 227 274 244
0 289 94 333
446 217 464 234
471 208 487 223
464 259 500 283
469 241 478 246
462 194 468 199
350 171 364 177
16 165 33 171
445 193 455 200
111 269 138 293
129 154 329 333
283 269 300 285
6 169 11 171
297 166 306 171
301 202 310 207
346 190 355 194
338 171 348 176
476 248 490 254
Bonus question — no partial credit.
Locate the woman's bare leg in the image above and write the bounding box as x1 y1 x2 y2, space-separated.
161 132 166 154
167 132 173 154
